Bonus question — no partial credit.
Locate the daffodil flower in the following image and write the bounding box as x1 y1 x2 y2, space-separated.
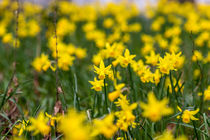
177 106 199 123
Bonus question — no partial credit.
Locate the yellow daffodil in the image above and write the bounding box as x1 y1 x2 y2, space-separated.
94 60 112 80
115 94 137 131
204 85 210 101
92 114 117 138
108 82 125 101
89 77 104 92
27 111 50 136
14 120 29 136
32 53 51 72
58 109 93 140
177 106 199 123
140 92 173 122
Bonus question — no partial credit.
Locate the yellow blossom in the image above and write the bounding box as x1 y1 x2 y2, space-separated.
113 49 136 68
27 111 50 136
140 92 173 122
115 94 137 131
45 112 61 127
58 109 93 140
204 86 210 101
58 54 75 71
89 77 104 92
103 18 114 28
75 48 87 59
2 33 13 44
158 51 184 74
177 106 199 123
92 114 117 138
32 53 51 72
108 82 125 101
156 130 187 140
94 60 112 80
145 51 160 66
14 120 29 136
192 50 203 62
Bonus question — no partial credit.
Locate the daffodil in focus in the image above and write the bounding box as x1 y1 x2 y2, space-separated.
113 49 136 68
158 51 184 74
89 77 104 92
94 60 112 80
177 106 199 123
140 92 173 122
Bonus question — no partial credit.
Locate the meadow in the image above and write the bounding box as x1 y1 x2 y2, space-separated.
0 0 209 139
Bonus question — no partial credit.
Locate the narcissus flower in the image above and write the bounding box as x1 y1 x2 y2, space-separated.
145 51 160 66
140 92 173 122
192 50 203 62
115 94 137 131
32 53 51 72
89 77 104 92
27 111 50 136
92 114 117 138
58 54 75 71
45 112 61 127
58 109 93 140
204 85 210 101
158 51 184 74
156 130 187 140
113 49 136 68
14 120 29 136
94 60 112 80
177 106 199 123
108 82 125 101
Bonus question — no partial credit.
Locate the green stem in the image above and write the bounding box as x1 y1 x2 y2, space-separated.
169 71 179 106
128 65 137 102
193 121 200 140
97 92 101 116
92 92 97 118
104 79 108 113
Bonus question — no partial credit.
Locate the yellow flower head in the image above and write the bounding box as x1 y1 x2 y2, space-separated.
14 120 29 136
177 106 199 123
27 111 50 136
113 49 136 68
145 51 160 66
92 114 117 138
108 82 125 101
204 85 210 101
32 53 51 72
89 77 104 92
140 92 173 122
58 109 93 140
75 48 87 59
94 60 112 80
156 130 187 140
58 54 75 71
115 94 137 131
192 50 203 62
158 51 183 74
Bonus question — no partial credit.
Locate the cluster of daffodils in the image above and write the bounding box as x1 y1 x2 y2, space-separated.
1 0 210 140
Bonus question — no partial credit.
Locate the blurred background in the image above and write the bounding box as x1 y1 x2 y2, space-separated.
3 0 210 7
